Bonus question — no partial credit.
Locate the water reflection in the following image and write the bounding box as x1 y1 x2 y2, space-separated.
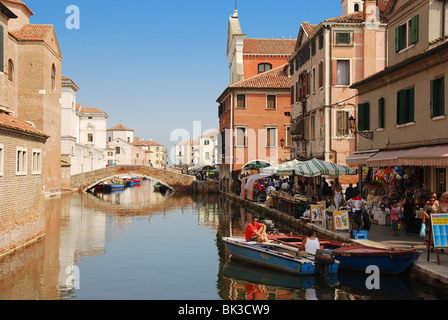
0 181 445 300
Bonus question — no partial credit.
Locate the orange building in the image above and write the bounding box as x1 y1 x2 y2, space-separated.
218 10 295 193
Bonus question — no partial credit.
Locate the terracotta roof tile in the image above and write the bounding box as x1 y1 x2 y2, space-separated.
107 124 134 132
324 10 387 24
132 137 163 147
80 106 107 115
243 38 296 55
0 112 48 138
302 22 317 35
9 24 53 41
230 64 290 89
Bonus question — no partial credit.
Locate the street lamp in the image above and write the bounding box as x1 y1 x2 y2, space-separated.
348 115 374 140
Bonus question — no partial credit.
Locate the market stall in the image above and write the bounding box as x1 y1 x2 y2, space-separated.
260 159 357 230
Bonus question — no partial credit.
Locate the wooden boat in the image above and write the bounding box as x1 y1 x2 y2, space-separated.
153 182 162 191
222 237 339 276
125 180 135 188
268 234 421 275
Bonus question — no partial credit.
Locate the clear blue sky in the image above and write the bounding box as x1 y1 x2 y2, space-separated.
26 0 342 158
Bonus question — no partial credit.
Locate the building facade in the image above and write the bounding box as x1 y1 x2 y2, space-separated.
218 10 295 192
0 0 63 193
61 76 108 176
289 0 388 170
348 0 448 195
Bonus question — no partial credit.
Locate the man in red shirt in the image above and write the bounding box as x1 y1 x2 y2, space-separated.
245 216 270 242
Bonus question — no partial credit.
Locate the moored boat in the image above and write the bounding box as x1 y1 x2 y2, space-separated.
222 237 339 276
268 234 421 275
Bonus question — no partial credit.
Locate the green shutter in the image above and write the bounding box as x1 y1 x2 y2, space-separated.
395 26 400 52
397 91 401 124
409 87 415 122
441 77 446 116
379 98 385 128
358 103 365 131
364 102 370 131
430 79 434 118
411 15 419 44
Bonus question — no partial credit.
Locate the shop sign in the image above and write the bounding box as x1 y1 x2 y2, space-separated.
431 214 448 248
333 211 349 231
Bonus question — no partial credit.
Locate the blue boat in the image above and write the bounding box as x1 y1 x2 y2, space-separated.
103 183 125 192
125 180 134 188
222 237 339 276
269 235 421 275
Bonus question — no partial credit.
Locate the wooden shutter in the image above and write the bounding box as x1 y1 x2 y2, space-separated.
358 103 365 131
395 26 400 52
411 15 419 44
0 26 3 73
319 62 323 88
378 98 385 128
364 102 370 130
430 79 435 118
441 77 446 116
408 87 415 123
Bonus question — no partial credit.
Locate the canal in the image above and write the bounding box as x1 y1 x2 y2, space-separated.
0 179 447 300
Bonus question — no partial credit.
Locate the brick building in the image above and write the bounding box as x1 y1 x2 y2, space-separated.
0 0 62 193
218 10 295 193
0 109 48 258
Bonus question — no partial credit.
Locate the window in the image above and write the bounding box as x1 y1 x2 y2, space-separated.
51 64 56 90
431 77 445 118
319 61 324 88
0 144 3 176
107 151 113 156
205 152 210 160
336 111 350 136
236 94 246 108
115 147 121 154
318 32 324 49
8 59 14 81
204 140 210 145
236 127 246 147
354 3 360 12
397 88 415 124
32 149 41 174
310 114 315 140
311 39 316 56
395 15 419 52
334 31 353 46
358 103 370 131
258 63 272 74
266 128 277 147
337 60 350 85
312 67 316 92
267 95 276 109
87 133 94 143
16 147 27 175
378 98 385 128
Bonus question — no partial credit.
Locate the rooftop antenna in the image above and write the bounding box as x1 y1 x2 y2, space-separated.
235 0 237 10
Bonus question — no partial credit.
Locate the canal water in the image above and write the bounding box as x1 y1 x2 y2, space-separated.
0 179 447 300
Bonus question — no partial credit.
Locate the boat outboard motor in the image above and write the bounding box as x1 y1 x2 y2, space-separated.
314 249 336 277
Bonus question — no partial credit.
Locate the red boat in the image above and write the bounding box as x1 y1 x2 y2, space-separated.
268 234 421 275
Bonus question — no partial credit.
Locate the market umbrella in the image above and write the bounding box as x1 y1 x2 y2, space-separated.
295 158 358 177
243 160 271 169
261 159 302 175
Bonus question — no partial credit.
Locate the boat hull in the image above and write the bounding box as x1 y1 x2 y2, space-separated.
222 237 315 276
268 234 420 275
103 184 124 192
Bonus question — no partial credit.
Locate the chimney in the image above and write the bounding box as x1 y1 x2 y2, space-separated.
363 0 379 23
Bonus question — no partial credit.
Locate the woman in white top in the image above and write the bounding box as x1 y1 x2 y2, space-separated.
333 184 343 210
297 230 320 257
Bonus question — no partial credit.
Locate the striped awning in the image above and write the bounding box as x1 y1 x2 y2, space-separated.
346 150 379 166
261 158 357 177
367 144 448 167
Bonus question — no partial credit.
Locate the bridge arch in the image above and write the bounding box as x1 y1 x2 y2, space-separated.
70 165 195 193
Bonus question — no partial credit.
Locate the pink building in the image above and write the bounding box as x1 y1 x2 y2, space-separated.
289 0 388 179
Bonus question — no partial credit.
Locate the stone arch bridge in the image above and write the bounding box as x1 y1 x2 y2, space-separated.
70 165 196 192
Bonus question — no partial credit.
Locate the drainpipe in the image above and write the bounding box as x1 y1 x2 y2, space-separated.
230 91 234 192
324 27 331 163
